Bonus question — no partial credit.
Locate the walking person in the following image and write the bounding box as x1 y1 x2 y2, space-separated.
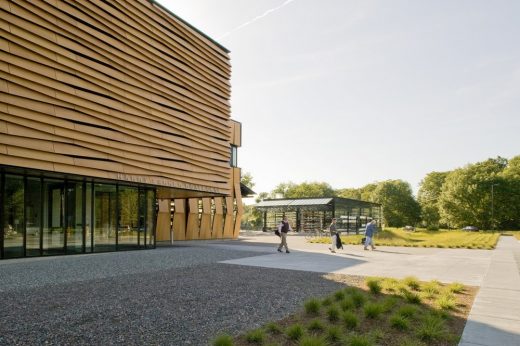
329 218 338 253
364 219 377 250
277 216 292 253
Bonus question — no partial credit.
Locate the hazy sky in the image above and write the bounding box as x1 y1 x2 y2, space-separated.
159 0 520 196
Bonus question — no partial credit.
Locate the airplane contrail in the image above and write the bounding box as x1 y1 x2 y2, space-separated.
219 0 297 39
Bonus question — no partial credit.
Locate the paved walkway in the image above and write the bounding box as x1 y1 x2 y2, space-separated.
217 232 520 346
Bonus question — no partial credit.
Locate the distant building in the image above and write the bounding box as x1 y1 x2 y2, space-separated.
254 197 382 232
0 1 244 259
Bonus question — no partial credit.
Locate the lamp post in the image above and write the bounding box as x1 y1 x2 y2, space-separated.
491 183 498 231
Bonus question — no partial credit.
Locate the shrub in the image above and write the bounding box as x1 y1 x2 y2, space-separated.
327 306 340 322
421 281 440 299
342 311 359 329
298 335 327 346
245 329 265 344
364 303 384 319
389 314 409 330
403 276 421 290
365 277 382 294
287 324 304 340
213 334 234 346
325 326 343 343
416 314 447 341
307 319 325 333
304 298 321 315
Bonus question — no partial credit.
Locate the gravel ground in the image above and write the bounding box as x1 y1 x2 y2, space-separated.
0 245 350 345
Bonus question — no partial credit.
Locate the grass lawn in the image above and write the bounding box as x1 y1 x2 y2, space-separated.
309 228 500 249
213 275 477 346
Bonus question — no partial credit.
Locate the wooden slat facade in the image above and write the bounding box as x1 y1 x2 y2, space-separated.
0 0 233 196
0 0 245 243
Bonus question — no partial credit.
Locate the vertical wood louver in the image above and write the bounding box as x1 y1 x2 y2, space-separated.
0 0 232 196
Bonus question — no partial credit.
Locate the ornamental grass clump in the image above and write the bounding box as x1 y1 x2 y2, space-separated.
389 313 410 330
212 333 234 346
397 305 418 318
436 293 456 310
334 290 346 301
298 335 328 346
421 281 441 299
340 297 355 311
403 276 421 291
265 322 282 334
365 277 382 294
342 311 359 329
381 296 399 312
364 302 384 319
286 324 304 341
307 319 325 333
304 298 321 315
325 326 343 343
446 282 465 294
321 296 333 306
381 278 400 293
416 314 447 341
327 306 340 322
351 291 367 308
348 334 374 346
403 290 422 304
245 329 265 344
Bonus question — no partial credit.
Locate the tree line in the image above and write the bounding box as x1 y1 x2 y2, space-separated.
242 155 520 230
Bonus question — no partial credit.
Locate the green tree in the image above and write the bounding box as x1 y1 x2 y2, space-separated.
371 180 421 227
336 188 361 200
438 157 508 229
417 172 448 229
270 181 335 198
241 171 255 189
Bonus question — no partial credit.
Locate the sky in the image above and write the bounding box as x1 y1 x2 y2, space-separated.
158 0 520 198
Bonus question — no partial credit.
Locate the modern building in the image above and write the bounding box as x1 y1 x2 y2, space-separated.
0 0 245 259
254 197 382 233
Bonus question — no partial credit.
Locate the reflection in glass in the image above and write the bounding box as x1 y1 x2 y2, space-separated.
3 175 24 258
94 183 116 252
85 183 92 253
138 189 146 248
66 181 83 253
26 178 42 257
43 180 65 255
118 186 139 249
146 189 155 248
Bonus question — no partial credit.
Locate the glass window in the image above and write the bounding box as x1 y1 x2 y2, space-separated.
94 183 116 252
3 175 24 258
118 186 139 250
26 177 42 257
42 179 65 255
146 189 155 248
230 145 238 167
85 182 92 253
66 181 84 254
138 188 146 248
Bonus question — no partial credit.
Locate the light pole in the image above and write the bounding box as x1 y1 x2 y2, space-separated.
491 183 498 231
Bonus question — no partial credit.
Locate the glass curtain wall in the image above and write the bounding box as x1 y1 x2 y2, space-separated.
3 175 24 258
1 170 157 259
26 177 42 257
94 183 117 252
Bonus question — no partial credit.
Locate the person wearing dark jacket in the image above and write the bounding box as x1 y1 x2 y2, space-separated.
329 218 338 253
277 216 292 253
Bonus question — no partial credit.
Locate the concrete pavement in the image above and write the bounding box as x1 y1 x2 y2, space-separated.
213 232 520 346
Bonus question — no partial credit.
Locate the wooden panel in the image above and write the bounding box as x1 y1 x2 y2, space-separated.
223 197 234 239
212 197 224 239
230 120 242 147
233 168 244 238
186 198 200 240
199 198 211 239
173 199 186 241
156 199 171 241
0 1 232 198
